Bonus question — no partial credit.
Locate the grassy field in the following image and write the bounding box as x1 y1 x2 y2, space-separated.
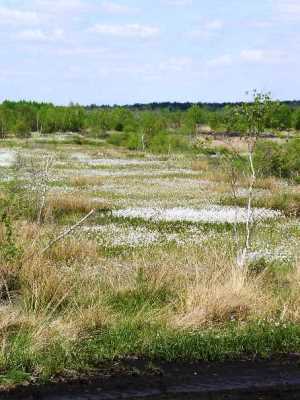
0 134 299 387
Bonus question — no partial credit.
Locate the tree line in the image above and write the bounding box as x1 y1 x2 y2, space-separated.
1 99 300 140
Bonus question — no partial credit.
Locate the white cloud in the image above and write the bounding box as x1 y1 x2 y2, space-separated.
100 2 138 14
159 57 193 72
163 0 193 5
16 28 64 42
189 19 224 39
56 47 107 56
205 20 224 30
277 0 300 13
0 6 39 25
33 0 86 11
241 49 265 62
208 54 233 67
273 0 300 21
89 24 160 39
250 20 274 28
240 49 285 63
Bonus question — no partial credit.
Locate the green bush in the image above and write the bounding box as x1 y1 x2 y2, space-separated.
254 141 284 177
71 134 85 145
169 135 191 152
14 120 31 138
254 139 300 181
125 132 141 150
148 132 191 154
107 132 127 147
149 132 171 153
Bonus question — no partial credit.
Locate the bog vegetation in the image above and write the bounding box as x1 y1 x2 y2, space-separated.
0 94 299 387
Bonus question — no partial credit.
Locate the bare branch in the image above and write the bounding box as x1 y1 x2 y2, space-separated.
40 209 96 256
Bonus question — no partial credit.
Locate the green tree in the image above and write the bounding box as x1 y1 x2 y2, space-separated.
0 105 12 138
184 105 207 134
230 91 280 267
139 112 166 149
293 109 300 130
14 119 31 138
268 104 292 130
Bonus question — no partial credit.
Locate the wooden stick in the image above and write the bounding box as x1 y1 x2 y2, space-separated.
40 209 95 255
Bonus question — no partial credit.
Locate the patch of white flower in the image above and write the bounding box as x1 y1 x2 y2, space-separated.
71 153 162 166
81 224 159 247
113 206 281 224
61 168 196 178
102 178 210 195
247 250 291 263
80 223 212 248
0 150 16 167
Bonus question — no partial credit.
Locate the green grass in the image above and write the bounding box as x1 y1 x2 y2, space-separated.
2 321 300 383
94 214 241 235
0 370 31 386
220 192 300 217
1 137 300 388
106 268 175 314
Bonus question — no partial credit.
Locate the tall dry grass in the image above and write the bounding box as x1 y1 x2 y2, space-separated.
69 176 104 188
0 221 299 357
47 194 111 215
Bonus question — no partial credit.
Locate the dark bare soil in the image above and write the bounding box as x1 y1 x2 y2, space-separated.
2 356 300 400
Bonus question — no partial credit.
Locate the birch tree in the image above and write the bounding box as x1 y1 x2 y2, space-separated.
231 91 279 267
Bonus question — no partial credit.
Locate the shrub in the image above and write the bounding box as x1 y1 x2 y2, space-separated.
125 132 141 150
107 132 127 147
254 141 284 177
221 191 300 217
71 134 85 145
254 139 300 181
14 120 31 138
149 132 171 153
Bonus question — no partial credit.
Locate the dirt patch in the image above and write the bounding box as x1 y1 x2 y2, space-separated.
2 356 300 399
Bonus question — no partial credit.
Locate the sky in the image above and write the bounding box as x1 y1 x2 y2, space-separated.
0 0 299 105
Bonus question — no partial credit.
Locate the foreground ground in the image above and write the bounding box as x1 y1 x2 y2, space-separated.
0 134 299 390
3 357 300 399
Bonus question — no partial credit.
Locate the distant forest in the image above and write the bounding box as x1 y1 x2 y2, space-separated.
87 100 300 112
0 99 300 141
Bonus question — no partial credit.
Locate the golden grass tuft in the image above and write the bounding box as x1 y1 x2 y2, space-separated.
47 194 111 215
47 237 99 263
278 262 300 323
130 246 273 328
20 256 74 314
0 306 27 337
191 159 210 172
174 264 271 328
0 223 5 244
254 176 280 191
69 176 104 188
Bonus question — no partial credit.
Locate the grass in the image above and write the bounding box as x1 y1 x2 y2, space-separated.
47 193 111 217
2 318 300 383
69 175 104 188
220 191 300 217
97 214 238 234
0 137 299 388
0 233 299 386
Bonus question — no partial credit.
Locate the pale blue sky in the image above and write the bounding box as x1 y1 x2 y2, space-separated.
0 0 299 105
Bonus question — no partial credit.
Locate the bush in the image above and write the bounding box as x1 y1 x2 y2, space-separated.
254 139 300 181
148 132 191 154
125 132 141 150
169 135 191 152
285 138 300 178
149 132 171 153
254 141 284 177
14 120 31 138
107 132 127 147
71 134 88 145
